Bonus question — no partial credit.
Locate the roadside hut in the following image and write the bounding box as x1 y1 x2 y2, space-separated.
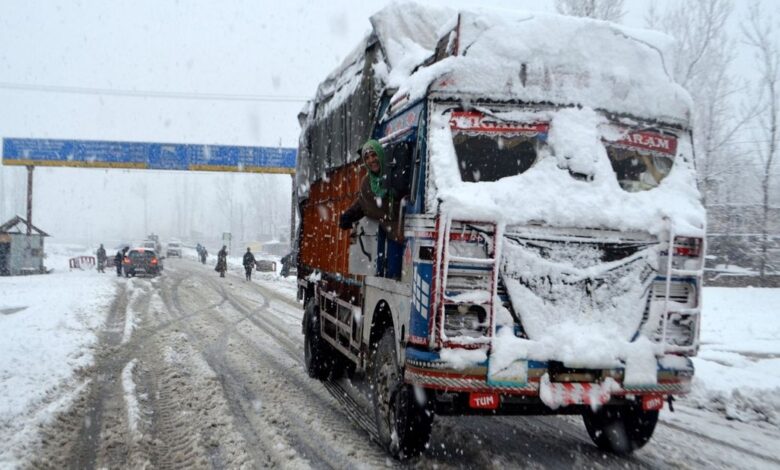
0 215 49 276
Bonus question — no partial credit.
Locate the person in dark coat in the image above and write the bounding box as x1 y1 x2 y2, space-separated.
339 139 408 278
200 246 208 264
96 244 106 273
215 245 228 278
115 247 128 277
242 247 256 281
280 251 295 278
339 139 404 242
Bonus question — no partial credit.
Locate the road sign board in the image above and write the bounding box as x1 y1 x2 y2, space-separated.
1 138 296 174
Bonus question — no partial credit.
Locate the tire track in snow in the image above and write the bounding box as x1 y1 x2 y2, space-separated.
166 270 393 468
161 274 315 468
202 276 388 448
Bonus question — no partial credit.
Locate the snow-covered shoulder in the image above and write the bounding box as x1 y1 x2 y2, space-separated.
0 245 116 466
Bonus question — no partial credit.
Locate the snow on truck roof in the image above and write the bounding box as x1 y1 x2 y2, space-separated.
392 5 689 123
308 2 691 125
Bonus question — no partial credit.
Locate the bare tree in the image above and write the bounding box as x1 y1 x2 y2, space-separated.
642 0 778 272
645 1 751 204
555 0 625 22
246 174 291 242
743 2 779 279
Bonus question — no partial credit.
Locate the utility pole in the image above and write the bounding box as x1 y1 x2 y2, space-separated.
26 165 34 235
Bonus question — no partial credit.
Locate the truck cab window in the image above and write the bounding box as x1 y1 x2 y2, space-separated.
606 147 674 192
453 133 538 182
384 139 414 198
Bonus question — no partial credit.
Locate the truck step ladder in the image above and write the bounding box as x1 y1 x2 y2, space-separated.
433 216 503 348
661 218 702 354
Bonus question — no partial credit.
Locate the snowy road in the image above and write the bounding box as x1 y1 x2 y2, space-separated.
28 258 780 469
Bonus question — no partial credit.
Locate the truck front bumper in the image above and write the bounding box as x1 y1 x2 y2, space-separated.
404 347 693 413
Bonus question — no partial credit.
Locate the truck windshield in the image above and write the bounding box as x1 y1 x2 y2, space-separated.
449 111 547 183
604 129 677 192
453 133 538 182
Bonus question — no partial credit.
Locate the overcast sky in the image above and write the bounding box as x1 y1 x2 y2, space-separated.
0 0 772 248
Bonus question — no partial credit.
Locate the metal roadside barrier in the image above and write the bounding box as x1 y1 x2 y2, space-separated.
69 255 96 270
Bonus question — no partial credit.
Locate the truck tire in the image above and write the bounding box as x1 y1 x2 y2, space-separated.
303 301 336 380
582 403 658 455
370 328 433 459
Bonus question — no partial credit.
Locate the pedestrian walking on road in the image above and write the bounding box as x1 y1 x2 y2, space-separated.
115 247 128 277
242 247 256 281
96 244 106 273
216 245 228 278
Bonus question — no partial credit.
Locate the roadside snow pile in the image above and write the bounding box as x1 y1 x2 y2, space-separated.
0 243 115 465
686 288 780 426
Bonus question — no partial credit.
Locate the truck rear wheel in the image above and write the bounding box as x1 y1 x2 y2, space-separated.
303 301 337 380
370 328 433 459
582 402 658 455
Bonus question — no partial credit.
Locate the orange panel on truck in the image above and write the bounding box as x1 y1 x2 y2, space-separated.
300 162 364 276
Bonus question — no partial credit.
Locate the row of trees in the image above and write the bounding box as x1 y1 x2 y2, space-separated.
557 0 779 281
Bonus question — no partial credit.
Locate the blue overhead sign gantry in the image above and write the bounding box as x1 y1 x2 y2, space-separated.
1 138 296 174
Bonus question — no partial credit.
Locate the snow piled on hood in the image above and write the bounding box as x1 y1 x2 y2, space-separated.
428 106 705 237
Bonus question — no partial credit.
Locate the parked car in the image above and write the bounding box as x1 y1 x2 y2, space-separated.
166 241 182 258
123 248 163 277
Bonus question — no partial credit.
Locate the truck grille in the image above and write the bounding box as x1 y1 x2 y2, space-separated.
500 229 658 341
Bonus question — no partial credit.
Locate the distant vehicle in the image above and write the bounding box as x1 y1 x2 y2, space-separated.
147 234 162 253
123 248 163 277
141 240 156 251
166 241 182 258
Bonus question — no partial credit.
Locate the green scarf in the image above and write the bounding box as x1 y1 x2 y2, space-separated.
362 140 387 198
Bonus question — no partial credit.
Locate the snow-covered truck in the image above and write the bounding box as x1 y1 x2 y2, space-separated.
296 4 705 458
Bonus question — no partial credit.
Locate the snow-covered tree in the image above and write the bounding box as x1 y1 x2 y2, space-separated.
645 0 747 205
643 0 770 271
554 0 625 22
742 2 780 278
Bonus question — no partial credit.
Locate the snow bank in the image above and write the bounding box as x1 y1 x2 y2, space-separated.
0 243 116 465
686 288 780 425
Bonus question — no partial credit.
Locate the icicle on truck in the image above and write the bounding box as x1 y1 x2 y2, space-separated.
295 4 705 459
